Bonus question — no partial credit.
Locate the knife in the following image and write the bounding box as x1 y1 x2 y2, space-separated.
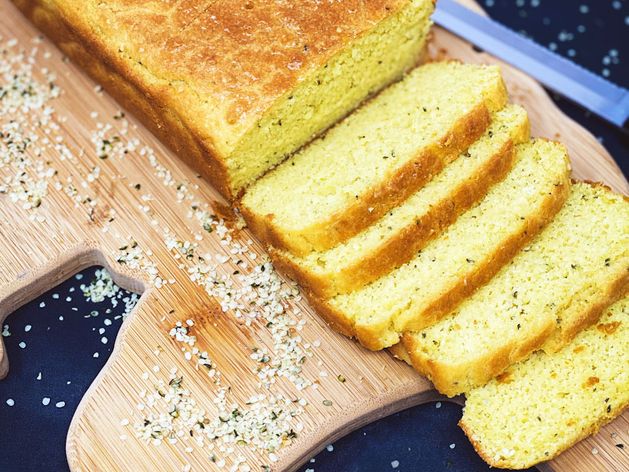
433 0 629 131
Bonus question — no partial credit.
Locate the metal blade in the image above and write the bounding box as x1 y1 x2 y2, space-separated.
433 0 629 129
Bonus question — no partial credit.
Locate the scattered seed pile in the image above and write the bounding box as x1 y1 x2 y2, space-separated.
0 34 323 471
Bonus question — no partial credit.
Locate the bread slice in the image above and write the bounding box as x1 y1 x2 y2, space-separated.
241 62 508 255
460 297 629 469
271 105 530 297
310 139 570 350
16 0 435 199
403 182 629 396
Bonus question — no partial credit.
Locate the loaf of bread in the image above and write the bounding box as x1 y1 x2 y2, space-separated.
240 62 508 255
461 297 628 469
310 139 571 350
403 182 629 396
13 0 435 199
271 105 530 297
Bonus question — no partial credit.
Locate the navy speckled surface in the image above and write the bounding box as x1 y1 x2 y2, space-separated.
1 1 627 471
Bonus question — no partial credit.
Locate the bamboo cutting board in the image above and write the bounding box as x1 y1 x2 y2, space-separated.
0 0 627 471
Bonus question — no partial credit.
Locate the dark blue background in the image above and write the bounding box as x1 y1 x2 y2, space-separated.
1 1 627 471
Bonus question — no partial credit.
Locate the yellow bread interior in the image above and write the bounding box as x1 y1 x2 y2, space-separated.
229 0 435 194
322 139 570 350
404 182 629 396
461 297 629 469
273 105 530 297
241 61 508 254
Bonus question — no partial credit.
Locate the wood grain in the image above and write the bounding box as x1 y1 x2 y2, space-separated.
0 1 626 471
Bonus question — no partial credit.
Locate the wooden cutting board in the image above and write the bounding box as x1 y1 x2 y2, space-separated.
0 0 627 471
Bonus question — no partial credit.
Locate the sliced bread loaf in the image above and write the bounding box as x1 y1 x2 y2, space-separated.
241 62 508 255
271 105 530 297
310 139 570 350
460 297 628 469
403 182 629 396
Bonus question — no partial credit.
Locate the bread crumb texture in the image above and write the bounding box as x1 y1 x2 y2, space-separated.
461 297 629 469
320 138 570 350
241 61 508 254
273 104 530 297
404 181 629 396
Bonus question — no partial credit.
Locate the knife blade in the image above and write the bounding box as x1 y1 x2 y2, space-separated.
433 0 629 131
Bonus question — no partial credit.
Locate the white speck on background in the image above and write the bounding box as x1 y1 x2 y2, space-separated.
391 460 400 469
18 341 26 349
93 352 99 358
449 443 456 449
36 372 42 381
435 402 441 409
326 445 334 452
55 401 65 408
39 302 45 308
6 399 14 407
42 397 50 406
24 325 32 332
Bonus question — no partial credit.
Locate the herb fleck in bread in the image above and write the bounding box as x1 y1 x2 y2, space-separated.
271 105 530 297
310 139 570 349
460 297 629 469
241 62 509 255
403 182 629 396
14 0 435 199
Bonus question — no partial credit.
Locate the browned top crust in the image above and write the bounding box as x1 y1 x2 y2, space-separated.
71 0 412 154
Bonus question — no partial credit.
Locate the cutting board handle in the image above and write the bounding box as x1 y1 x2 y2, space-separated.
0 240 147 379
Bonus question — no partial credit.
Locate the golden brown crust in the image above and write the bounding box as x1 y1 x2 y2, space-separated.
459 394 629 469
271 136 519 298
404 320 557 397
15 0 417 199
543 274 629 353
242 102 499 256
106 0 414 141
